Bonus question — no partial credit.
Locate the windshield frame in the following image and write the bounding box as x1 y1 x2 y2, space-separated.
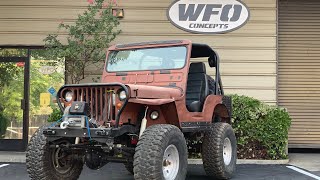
105 45 188 73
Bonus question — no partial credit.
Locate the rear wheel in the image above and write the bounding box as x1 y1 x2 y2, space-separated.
26 126 83 180
202 122 237 179
133 124 188 180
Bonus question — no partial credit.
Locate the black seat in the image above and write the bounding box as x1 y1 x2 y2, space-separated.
207 75 216 95
186 62 209 112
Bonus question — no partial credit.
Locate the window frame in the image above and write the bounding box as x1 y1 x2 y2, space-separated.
106 45 188 73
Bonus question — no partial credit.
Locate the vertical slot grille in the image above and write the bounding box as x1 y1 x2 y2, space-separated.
72 87 115 125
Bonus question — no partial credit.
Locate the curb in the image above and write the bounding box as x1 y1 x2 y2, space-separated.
0 152 289 165
0 152 26 163
188 159 289 165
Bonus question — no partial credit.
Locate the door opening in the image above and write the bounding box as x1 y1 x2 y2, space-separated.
0 49 30 151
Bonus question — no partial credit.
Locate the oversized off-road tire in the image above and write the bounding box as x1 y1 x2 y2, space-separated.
133 124 188 180
26 126 83 180
124 162 134 174
202 122 237 180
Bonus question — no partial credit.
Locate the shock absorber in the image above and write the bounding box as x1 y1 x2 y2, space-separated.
139 107 148 137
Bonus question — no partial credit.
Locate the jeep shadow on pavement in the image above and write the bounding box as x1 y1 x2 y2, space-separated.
26 40 236 180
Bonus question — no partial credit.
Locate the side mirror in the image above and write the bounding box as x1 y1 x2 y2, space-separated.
208 55 217 67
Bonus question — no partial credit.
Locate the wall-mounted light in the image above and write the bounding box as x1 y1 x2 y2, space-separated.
112 8 124 18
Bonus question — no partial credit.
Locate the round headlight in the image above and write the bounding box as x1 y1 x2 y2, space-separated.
150 111 159 120
118 90 127 101
65 91 73 102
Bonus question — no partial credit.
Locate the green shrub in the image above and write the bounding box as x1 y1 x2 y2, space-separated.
0 112 9 138
47 107 63 123
231 94 291 160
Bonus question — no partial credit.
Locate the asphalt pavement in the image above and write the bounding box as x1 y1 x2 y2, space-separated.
0 163 320 180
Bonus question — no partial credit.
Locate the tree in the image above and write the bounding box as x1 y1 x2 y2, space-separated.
0 63 20 91
44 0 121 84
0 49 27 91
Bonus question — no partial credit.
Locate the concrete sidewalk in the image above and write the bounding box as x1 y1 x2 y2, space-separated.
0 151 288 164
0 152 25 163
0 152 319 172
289 153 320 171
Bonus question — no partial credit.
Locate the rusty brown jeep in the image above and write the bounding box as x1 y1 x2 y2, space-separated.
26 40 237 180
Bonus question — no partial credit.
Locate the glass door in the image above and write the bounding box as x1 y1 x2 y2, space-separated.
0 53 30 151
28 50 64 139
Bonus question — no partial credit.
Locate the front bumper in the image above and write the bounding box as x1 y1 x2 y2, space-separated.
43 125 136 143
43 127 114 137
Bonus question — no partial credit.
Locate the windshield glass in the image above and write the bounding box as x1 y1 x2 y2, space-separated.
106 46 187 72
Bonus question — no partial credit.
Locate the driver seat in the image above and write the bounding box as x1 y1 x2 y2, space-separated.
186 62 209 112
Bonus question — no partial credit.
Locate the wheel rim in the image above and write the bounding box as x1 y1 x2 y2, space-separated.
51 141 73 174
162 144 180 180
223 137 232 165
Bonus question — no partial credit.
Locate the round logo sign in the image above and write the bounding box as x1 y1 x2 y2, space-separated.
167 0 250 34
39 66 56 75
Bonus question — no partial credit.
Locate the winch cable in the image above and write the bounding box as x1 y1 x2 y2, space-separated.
50 117 64 127
85 116 93 141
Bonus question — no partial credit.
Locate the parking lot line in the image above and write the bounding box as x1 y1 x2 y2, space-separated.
287 166 320 180
6 128 32 138
0 164 9 168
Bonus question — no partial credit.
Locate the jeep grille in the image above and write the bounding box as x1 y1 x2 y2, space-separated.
70 87 115 125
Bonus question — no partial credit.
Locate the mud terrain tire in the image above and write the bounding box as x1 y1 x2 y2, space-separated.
133 124 188 180
26 126 83 180
202 122 237 180
124 162 134 174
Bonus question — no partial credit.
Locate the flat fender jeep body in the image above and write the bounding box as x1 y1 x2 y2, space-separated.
45 40 231 142
27 40 236 180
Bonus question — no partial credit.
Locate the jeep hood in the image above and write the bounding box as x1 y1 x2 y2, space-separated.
126 84 183 105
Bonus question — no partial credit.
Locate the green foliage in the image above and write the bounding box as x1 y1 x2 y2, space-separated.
0 48 29 90
0 63 24 121
0 49 28 90
0 48 27 57
47 107 63 123
44 0 121 84
231 94 291 160
0 112 9 138
0 63 21 88
0 60 64 122
29 61 64 113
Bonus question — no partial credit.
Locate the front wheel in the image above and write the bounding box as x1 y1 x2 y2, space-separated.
124 161 134 175
26 126 83 180
133 124 188 180
202 122 237 179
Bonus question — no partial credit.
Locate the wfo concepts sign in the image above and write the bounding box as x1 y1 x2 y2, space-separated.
167 0 250 34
